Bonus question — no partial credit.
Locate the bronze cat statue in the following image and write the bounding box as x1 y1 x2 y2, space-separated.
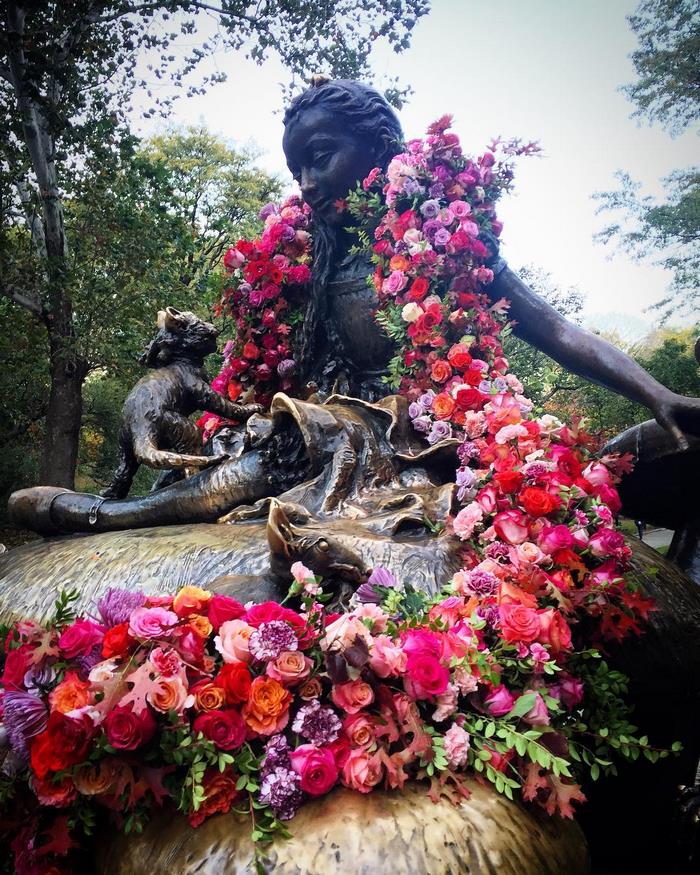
103 307 262 499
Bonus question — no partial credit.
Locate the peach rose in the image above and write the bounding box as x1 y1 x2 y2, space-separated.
331 679 375 714
341 749 383 793
266 651 312 686
147 676 193 714
242 676 292 736
369 635 407 678
215 619 254 663
342 713 377 750
298 678 323 700
73 759 121 796
194 682 226 712
188 614 213 639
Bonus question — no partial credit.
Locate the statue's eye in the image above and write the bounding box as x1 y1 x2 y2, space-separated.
317 539 329 552
315 151 332 167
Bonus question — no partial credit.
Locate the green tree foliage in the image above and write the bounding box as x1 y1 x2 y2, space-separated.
0 0 428 488
594 0 699 320
624 0 700 135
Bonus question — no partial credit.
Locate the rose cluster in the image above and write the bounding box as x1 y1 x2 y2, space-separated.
198 196 312 438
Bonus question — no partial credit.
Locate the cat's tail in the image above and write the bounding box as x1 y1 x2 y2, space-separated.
133 440 225 471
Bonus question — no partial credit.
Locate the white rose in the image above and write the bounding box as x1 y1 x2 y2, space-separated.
401 302 423 323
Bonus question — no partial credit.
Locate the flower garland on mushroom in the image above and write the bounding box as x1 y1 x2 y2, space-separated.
0 119 673 874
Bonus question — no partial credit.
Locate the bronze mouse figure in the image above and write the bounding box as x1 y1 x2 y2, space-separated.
103 307 262 499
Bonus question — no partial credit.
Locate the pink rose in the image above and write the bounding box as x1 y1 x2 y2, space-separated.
331 679 375 714
208 595 245 631
342 713 377 750
511 541 547 567
401 628 442 659
538 524 575 554
215 619 254 663
476 486 498 514
404 653 450 699
369 635 407 678
593 483 622 514
58 619 105 658
582 461 612 487
290 744 339 796
128 607 178 640
588 527 626 558
341 749 383 793
453 502 484 540
484 684 514 717
382 269 408 294
555 674 585 709
493 509 529 545
444 723 471 769
521 691 550 726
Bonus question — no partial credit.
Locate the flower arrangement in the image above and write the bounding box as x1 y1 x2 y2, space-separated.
0 561 676 874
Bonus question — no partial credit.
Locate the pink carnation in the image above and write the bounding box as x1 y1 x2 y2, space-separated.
453 502 484 540
444 723 471 769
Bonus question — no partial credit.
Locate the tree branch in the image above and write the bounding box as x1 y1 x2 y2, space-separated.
1 285 46 319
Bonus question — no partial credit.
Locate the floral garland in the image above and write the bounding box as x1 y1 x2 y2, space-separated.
0 565 675 873
0 119 678 872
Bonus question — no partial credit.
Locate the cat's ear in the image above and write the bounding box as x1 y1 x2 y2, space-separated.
163 307 187 332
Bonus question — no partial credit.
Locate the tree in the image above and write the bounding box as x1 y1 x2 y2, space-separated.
624 0 700 135
0 0 428 488
594 0 699 320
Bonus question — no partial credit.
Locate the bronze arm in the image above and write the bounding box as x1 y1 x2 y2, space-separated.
490 267 700 448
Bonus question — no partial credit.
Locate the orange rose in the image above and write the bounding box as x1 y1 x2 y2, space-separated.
194 682 226 712
189 614 213 639
73 759 121 796
48 671 92 714
430 360 453 384
389 254 410 272
298 678 323 700
147 676 191 714
242 676 292 736
188 769 241 827
173 585 212 618
432 391 456 420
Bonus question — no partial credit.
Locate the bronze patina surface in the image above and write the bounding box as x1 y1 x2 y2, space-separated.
96 782 588 875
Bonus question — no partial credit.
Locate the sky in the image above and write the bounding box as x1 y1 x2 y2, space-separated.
133 0 698 340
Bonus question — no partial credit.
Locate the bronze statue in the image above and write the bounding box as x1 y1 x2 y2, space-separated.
103 307 262 499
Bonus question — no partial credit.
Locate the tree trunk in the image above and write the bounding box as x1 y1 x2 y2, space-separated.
40 339 85 489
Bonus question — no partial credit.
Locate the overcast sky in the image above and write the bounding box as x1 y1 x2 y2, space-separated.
134 0 698 339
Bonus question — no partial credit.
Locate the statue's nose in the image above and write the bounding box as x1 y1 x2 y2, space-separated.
300 168 317 202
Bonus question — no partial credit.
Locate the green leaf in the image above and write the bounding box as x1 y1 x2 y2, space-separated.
506 693 538 720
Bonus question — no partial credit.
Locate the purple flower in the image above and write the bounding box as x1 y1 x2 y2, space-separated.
485 541 510 561
412 415 432 434
420 199 441 219
262 734 292 774
249 620 298 662
259 202 279 220
476 604 500 628
97 588 146 627
422 218 442 239
368 567 397 588
77 644 104 675
456 467 476 489
292 700 342 745
524 463 549 480
428 421 452 444
463 569 499 597
403 179 424 196
429 183 445 198
434 228 452 248
2 691 47 760
408 401 423 419
259 767 302 820
222 340 235 359
281 223 297 242
493 378 508 392
277 358 296 378
478 380 492 393
458 441 480 463
23 664 57 694
354 583 383 605
418 390 436 410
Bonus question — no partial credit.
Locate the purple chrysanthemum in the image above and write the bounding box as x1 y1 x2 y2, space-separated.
77 644 105 675
291 700 341 745
23 664 57 694
97 588 146 627
463 569 499 597
258 767 302 821
249 620 298 662
2 690 48 759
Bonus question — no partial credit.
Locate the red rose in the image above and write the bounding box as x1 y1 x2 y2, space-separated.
430 360 453 384
499 603 540 644
102 622 135 659
193 709 246 751
290 744 339 796
493 470 523 494
208 595 245 631
32 773 77 808
188 770 241 828
454 386 485 411
447 343 472 370
404 653 450 699
462 368 484 387
519 486 560 518
406 277 429 301
30 712 95 779
105 703 157 751
216 662 252 705
1 644 32 689
242 341 259 360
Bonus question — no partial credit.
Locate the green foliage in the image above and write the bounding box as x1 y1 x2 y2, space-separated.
594 169 700 320
52 588 80 627
624 0 700 135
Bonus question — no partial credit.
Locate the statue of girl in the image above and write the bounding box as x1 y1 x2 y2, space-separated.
9 78 700 535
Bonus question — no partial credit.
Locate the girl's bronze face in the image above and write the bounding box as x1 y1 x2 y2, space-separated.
283 105 378 227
